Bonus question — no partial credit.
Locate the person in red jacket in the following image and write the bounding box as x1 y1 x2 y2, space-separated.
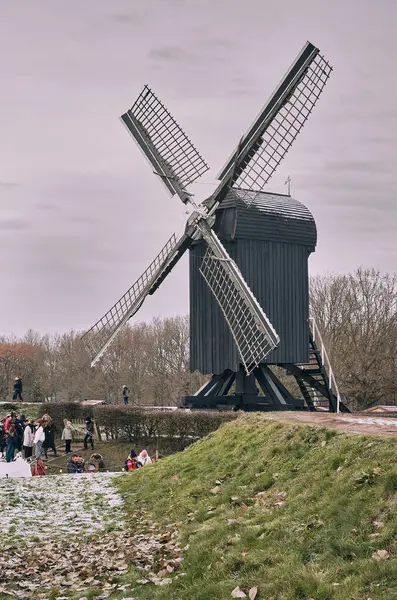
124 449 139 471
4 412 16 433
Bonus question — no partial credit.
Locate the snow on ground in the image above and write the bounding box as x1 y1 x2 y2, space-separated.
0 471 184 597
0 472 124 541
338 416 397 427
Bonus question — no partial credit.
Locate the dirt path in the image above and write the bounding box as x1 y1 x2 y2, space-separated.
264 411 397 437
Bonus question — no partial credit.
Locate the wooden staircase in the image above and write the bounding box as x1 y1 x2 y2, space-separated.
284 317 350 413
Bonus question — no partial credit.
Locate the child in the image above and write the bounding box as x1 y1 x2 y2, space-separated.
88 454 105 473
61 421 73 454
31 457 46 476
125 449 139 471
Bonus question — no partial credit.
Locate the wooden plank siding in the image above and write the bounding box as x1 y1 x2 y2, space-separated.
189 189 317 375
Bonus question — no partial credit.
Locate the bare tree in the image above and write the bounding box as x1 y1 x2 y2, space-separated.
310 269 397 409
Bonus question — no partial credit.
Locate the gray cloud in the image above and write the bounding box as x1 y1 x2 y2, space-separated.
324 160 394 175
0 0 396 336
0 217 27 231
0 181 17 187
148 46 192 62
109 13 142 25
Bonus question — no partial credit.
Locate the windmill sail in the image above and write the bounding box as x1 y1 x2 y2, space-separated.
82 233 184 366
121 86 209 204
197 223 279 374
207 42 332 209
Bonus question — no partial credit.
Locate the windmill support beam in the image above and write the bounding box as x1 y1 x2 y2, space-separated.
193 370 235 397
184 365 304 411
257 365 301 406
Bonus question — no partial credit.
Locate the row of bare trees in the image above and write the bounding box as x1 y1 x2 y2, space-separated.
0 269 395 409
0 316 205 406
310 268 397 410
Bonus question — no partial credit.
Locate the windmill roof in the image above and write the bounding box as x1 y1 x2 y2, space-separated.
214 188 317 249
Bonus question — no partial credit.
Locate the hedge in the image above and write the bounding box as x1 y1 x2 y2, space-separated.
38 403 238 451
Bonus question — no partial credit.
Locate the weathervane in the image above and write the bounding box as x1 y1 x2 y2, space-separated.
285 175 291 196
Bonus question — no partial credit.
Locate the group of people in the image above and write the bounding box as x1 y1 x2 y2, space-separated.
61 416 95 454
67 452 105 474
0 410 97 463
124 448 161 471
0 412 55 463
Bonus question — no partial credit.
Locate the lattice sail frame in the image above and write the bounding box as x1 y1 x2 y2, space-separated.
199 239 279 374
82 234 178 365
232 53 332 192
121 86 209 202
207 43 333 214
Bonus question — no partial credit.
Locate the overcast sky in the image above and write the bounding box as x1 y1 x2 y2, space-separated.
0 0 396 336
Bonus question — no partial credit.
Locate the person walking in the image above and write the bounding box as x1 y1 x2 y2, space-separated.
122 385 130 405
83 416 94 450
34 420 45 460
61 421 73 454
12 376 23 401
23 420 34 459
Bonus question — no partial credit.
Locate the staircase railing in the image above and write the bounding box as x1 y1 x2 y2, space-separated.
309 316 342 413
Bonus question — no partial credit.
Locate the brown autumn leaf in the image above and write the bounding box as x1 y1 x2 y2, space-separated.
249 587 258 600
231 587 247 598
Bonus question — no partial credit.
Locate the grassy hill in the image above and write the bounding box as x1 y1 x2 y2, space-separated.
113 414 397 600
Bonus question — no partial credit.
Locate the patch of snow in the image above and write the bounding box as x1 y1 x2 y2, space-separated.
0 472 124 542
338 416 397 427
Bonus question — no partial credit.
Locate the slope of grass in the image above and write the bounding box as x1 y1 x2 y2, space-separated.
114 414 397 600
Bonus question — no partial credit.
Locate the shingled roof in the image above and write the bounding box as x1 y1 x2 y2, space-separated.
213 188 317 250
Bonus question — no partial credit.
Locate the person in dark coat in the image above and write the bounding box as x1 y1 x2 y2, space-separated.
14 415 24 452
12 377 23 401
43 423 57 458
83 416 94 450
122 385 130 405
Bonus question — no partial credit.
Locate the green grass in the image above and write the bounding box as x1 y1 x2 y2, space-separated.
0 401 41 420
108 414 397 600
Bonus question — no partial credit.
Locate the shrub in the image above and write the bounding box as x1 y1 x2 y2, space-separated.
0 402 19 413
39 403 238 450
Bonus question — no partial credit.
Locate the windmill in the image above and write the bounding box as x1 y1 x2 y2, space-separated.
82 41 349 413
